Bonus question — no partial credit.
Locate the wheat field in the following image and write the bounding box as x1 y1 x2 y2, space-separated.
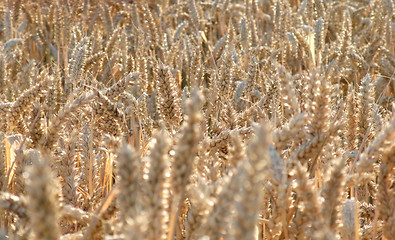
0 0 394 239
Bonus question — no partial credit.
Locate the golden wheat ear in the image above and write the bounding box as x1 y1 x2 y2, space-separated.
140 130 171 240
156 63 183 128
8 75 50 135
40 90 96 152
24 150 61 240
116 142 142 230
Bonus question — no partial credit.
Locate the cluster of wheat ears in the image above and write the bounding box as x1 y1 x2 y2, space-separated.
0 0 394 239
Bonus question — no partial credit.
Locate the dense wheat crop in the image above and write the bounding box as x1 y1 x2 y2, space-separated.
0 0 394 239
